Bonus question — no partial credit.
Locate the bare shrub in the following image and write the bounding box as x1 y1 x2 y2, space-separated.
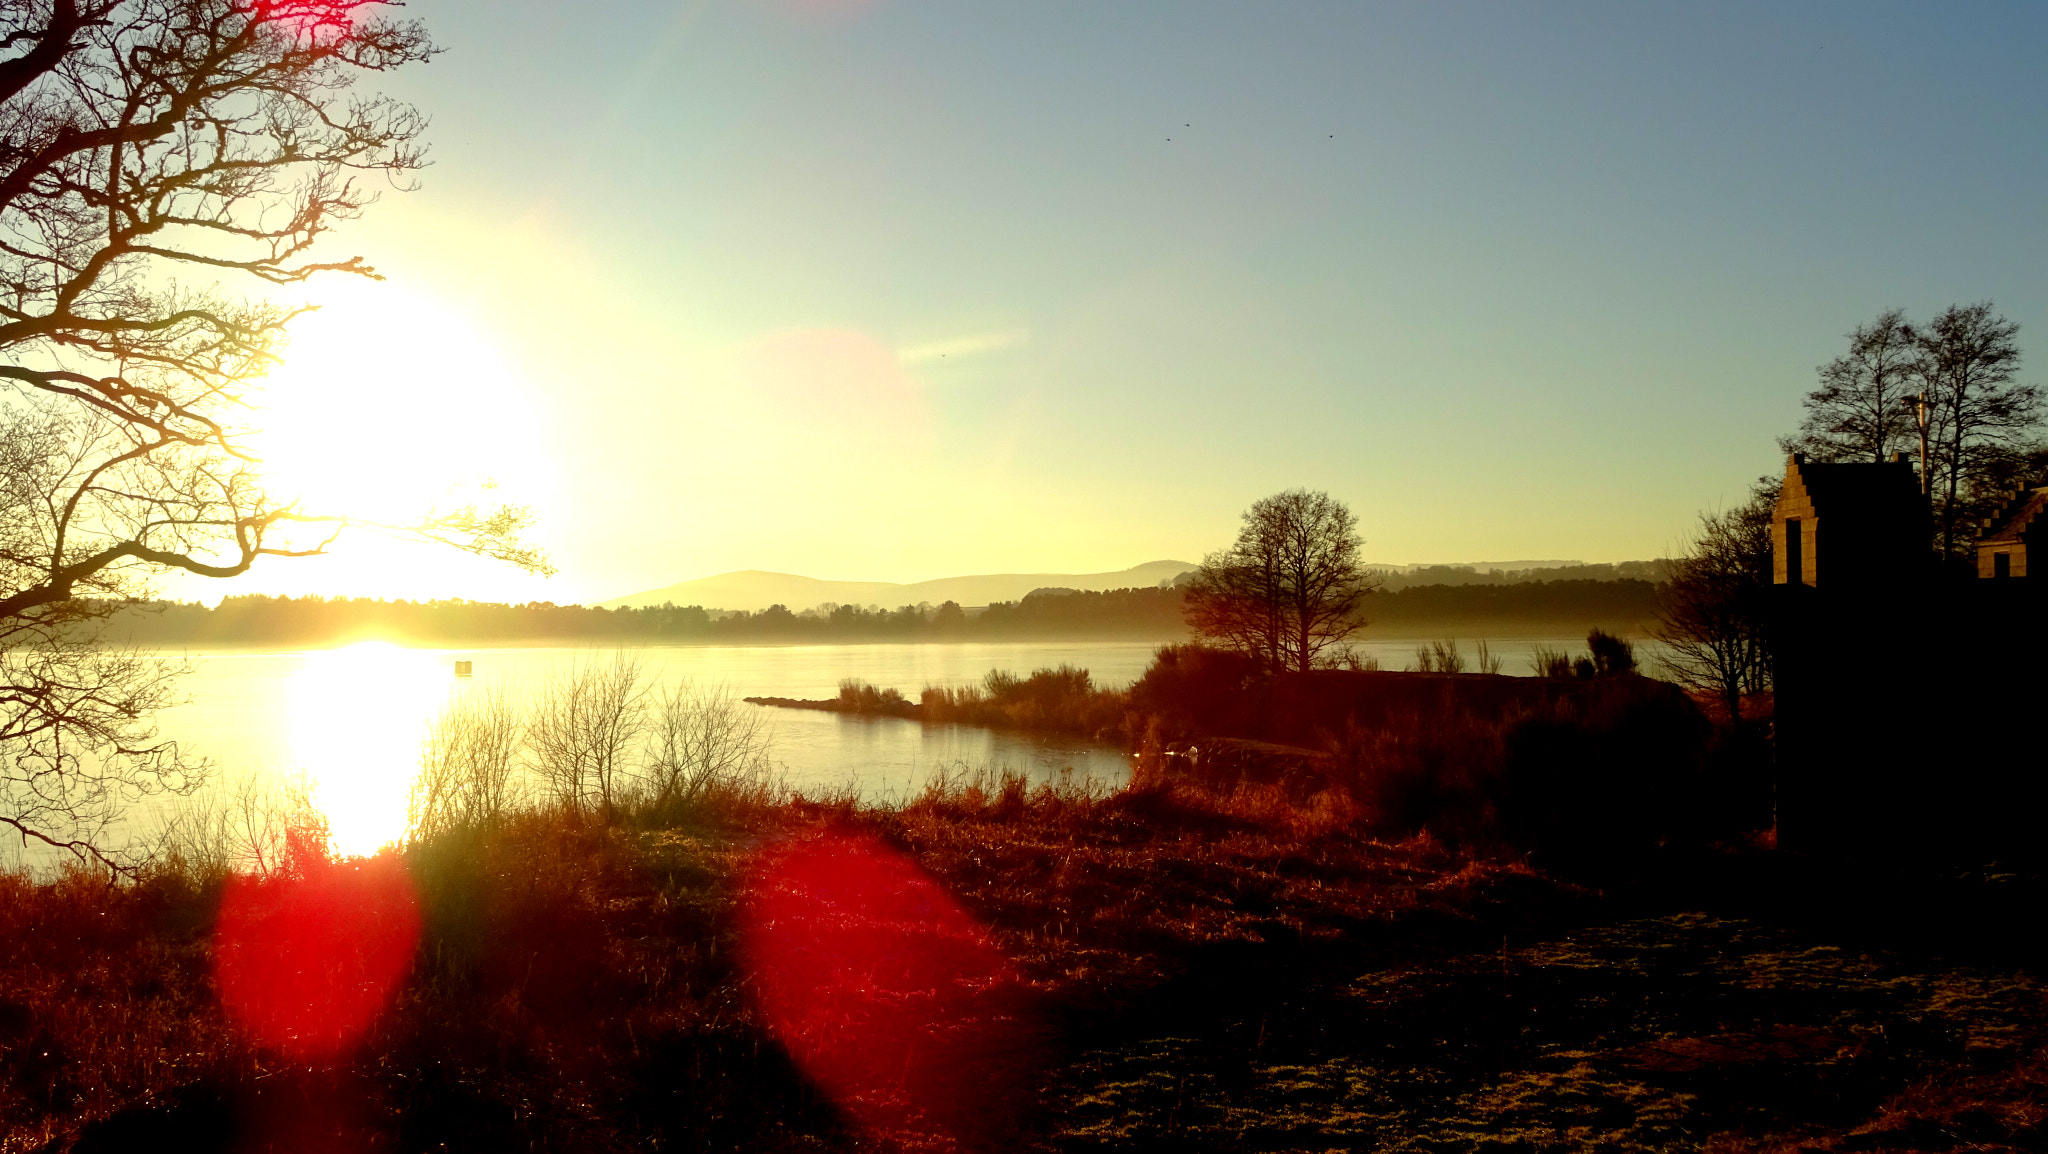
640 681 773 816
528 654 646 823
156 772 328 882
1586 628 1637 676
1334 648 1381 671
1429 639 1466 674
409 689 526 843
836 679 914 715
1475 640 1503 676
1530 645 1575 679
919 665 1125 739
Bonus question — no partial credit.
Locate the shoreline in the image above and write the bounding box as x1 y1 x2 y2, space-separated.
118 624 1656 657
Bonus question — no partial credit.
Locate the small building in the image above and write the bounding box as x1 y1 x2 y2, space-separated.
1768 453 2048 862
1974 486 2047 579
1772 452 1927 588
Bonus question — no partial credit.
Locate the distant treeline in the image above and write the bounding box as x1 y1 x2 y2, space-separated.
98 585 1191 646
1369 561 1670 592
1366 579 1661 631
95 577 1661 648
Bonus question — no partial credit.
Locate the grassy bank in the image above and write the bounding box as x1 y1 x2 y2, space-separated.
2 769 1570 1152
6 761 2046 1152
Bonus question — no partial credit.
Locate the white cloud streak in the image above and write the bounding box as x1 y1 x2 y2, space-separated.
897 328 1031 366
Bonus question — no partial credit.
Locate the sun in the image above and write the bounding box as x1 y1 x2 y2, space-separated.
252 279 553 539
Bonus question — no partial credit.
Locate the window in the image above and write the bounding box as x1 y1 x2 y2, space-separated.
1784 518 1804 585
1994 551 2011 579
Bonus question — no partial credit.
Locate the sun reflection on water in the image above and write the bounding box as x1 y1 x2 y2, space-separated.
287 642 452 856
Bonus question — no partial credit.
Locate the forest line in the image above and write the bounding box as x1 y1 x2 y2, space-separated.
91 578 1660 647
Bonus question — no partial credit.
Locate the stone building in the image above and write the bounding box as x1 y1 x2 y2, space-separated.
1771 452 1927 588
1974 486 2047 580
1769 453 2045 860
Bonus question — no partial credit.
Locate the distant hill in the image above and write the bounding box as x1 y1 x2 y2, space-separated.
1368 559 1586 573
601 560 1200 613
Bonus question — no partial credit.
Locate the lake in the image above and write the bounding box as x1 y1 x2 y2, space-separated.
91 633 1653 861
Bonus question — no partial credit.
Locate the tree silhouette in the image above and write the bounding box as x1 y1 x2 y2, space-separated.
1183 489 1373 673
1653 478 1776 724
1781 308 1923 465
1917 303 2041 559
0 1 545 870
1782 303 2041 562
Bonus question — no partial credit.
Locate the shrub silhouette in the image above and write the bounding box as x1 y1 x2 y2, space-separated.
1587 628 1638 676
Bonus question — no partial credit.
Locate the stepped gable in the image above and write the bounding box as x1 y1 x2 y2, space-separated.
1772 452 1926 588
1974 485 2048 579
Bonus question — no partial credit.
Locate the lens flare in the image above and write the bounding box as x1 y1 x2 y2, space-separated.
213 856 422 1059
737 832 1041 1142
737 328 927 432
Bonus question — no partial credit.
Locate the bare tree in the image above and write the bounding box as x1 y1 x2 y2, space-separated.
1966 440 2048 504
0 2 547 869
1654 478 1777 724
1181 514 1284 670
640 681 771 815
1917 303 2041 558
528 655 646 824
408 687 524 842
1184 489 1373 673
1781 309 1923 464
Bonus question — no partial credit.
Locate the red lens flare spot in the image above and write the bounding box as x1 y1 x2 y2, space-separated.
213 856 421 1059
738 832 1040 1141
265 1 361 40
739 328 924 427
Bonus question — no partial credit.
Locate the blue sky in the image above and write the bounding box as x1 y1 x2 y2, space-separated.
226 1 2048 603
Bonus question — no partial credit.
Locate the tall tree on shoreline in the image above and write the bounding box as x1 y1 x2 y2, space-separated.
0 1 546 872
1184 489 1374 674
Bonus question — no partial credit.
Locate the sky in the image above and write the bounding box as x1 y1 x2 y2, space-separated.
194 0 2048 606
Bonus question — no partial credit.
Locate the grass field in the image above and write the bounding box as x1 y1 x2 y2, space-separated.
4 760 2045 1152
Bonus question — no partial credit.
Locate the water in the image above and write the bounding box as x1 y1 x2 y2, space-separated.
131 641 1161 856
50 633 1661 862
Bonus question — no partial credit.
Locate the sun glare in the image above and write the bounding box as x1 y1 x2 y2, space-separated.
287 642 454 856
254 280 554 545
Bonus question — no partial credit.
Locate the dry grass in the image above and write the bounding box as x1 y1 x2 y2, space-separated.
871 765 1569 1008
0 766 1569 1152
0 867 247 1152
5 763 2039 1152
919 666 1132 741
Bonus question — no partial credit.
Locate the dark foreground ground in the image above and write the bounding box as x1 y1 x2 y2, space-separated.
3 777 2044 1153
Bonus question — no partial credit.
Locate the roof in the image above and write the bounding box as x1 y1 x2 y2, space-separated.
1783 454 1923 520
1976 487 2048 547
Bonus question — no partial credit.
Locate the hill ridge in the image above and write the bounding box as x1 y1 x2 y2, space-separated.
600 560 1199 613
